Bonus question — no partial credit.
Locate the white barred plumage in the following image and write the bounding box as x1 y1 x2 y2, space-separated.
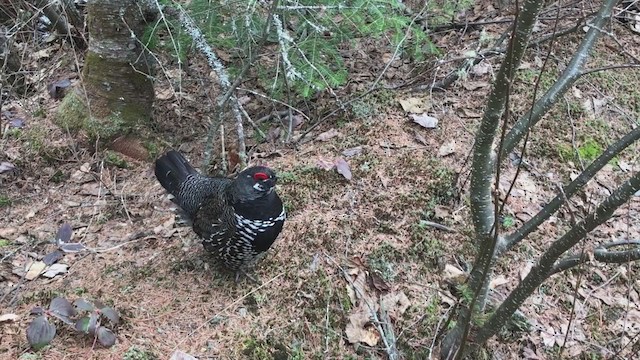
155 150 285 280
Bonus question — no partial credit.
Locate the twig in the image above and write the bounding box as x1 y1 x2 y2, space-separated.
419 221 456 233
579 64 640 77
90 232 155 253
174 5 248 169
220 123 227 173
368 1 428 92
325 254 399 360
237 103 266 140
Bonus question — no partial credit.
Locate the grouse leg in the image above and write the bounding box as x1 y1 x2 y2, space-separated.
235 269 262 284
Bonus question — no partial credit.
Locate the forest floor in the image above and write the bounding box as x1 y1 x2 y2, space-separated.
1 3 640 360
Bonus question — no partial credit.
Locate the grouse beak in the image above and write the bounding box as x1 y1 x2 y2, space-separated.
265 177 277 189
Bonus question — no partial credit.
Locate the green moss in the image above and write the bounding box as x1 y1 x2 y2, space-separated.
0 194 11 207
123 347 157 360
557 143 574 162
54 91 89 131
241 337 289 360
104 150 128 168
0 239 10 247
578 138 602 162
367 242 400 282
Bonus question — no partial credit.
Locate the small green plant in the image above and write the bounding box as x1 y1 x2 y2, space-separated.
278 171 298 184
104 150 128 168
502 216 515 229
159 0 438 100
27 297 120 350
367 243 399 282
578 138 602 162
0 194 11 207
123 347 158 360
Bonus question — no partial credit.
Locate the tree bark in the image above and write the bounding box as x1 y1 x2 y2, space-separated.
55 0 155 158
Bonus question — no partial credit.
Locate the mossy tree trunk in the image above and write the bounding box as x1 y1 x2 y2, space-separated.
56 0 155 158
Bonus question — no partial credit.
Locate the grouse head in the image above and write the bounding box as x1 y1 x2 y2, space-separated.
230 166 278 203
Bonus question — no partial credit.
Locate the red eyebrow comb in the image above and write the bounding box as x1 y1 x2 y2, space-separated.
253 172 269 180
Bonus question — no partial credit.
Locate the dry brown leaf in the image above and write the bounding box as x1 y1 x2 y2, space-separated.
520 262 533 280
437 141 456 157
410 113 438 129
316 128 341 141
0 313 19 322
443 264 466 283
471 62 492 76
434 205 450 220
348 270 369 306
370 272 390 292
342 146 363 157
26 261 47 280
316 158 335 171
462 81 489 91
170 350 198 360
156 87 174 100
398 97 429 113
413 130 428 146
335 157 352 181
380 291 410 319
42 264 68 278
345 305 380 346
489 275 509 289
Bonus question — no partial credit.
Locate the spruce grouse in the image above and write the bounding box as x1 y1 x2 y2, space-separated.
154 150 285 280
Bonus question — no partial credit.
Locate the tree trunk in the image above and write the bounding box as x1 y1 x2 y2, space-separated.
55 0 155 159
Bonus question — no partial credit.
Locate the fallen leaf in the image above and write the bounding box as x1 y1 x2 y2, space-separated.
520 262 533 280
42 264 68 278
434 205 450 220
443 264 466 284
380 291 411 319
47 78 72 100
0 162 15 174
410 114 438 129
156 87 174 100
342 146 363 157
369 272 390 292
0 227 17 238
346 270 368 306
55 223 73 244
170 350 198 360
292 115 304 129
316 158 335 171
0 313 19 322
489 275 509 289
471 62 492 76
60 242 86 253
438 141 456 157
335 157 352 180
316 128 341 141
9 118 25 128
26 261 47 280
43 250 63 265
618 159 631 172
398 97 429 113
345 305 380 346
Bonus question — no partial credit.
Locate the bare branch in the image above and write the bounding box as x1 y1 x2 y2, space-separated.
475 170 640 345
504 125 640 250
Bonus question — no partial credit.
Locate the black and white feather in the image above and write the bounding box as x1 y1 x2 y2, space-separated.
154 150 285 274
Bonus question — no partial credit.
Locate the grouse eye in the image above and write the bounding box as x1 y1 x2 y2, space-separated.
253 172 269 181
